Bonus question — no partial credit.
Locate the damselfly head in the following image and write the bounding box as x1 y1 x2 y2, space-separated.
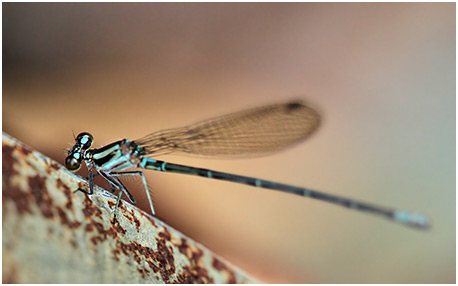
65 132 94 172
65 153 82 172
75 132 93 150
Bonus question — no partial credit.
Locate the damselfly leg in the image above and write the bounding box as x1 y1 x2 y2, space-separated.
109 171 155 216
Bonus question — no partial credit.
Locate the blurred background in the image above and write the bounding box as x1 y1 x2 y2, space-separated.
2 3 455 283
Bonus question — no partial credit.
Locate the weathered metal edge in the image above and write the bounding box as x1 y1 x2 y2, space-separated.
2 132 258 283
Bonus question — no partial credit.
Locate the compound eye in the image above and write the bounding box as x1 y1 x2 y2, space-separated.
76 132 93 149
65 156 81 172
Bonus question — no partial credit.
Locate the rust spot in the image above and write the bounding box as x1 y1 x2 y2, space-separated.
155 238 176 281
93 222 106 235
133 253 141 264
175 238 204 264
87 220 125 245
65 200 73 211
123 207 142 232
57 179 71 198
123 207 134 223
49 161 61 172
175 264 214 283
212 257 225 270
3 184 32 215
86 219 126 246
113 238 177 282
2 145 18 178
212 258 236 283
177 238 189 256
56 206 81 229
28 175 54 218
159 228 171 241
57 179 73 211
105 225 118 239
85 223 94 232
82 196 102 219
137 267 150 279
107 200 116 208
115 204 141 232
119 201 127 212
91 236 104 245
2 145 28 216
147 260 160 273
112 220 127 235
19 145 32 156
132 213 141 232
191 248 203 264
112 249 120 261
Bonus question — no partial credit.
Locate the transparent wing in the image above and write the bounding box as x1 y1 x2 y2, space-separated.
134 101 321 158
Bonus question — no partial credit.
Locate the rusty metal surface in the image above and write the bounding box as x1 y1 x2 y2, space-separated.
2 132 257 283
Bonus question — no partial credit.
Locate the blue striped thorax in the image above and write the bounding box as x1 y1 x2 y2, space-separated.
90 139 144 172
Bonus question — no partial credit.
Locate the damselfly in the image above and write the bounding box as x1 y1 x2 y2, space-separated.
65 101 429 229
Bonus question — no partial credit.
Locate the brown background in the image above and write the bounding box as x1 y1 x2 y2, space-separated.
3 3 455 283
